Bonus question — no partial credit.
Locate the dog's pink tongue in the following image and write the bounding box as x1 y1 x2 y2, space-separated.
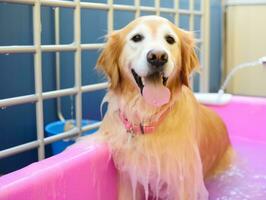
143 83 170 107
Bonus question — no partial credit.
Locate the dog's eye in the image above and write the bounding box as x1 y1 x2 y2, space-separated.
131 34 144 42
165 35 175 44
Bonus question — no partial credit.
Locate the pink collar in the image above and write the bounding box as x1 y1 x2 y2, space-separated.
119 108 170 135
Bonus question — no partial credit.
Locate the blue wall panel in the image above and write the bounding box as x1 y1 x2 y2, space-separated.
209 0 222 92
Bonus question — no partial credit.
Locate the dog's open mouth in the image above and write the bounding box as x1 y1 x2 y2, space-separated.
131 69 170 107
131 69 168 94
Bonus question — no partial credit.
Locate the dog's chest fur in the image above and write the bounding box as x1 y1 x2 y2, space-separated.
99 89 209 199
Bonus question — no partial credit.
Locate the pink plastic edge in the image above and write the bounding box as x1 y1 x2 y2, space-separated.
0 143 118 200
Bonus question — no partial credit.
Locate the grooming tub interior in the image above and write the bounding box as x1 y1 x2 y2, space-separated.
1 95 266 200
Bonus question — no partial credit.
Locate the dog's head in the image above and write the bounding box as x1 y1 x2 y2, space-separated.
97 16 198 107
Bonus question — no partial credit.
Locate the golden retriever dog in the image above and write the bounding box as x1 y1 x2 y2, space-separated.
83 16 232 200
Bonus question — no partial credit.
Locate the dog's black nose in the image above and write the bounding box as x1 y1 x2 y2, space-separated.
147 50 168 69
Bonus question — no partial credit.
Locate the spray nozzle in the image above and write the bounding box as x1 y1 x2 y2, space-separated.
259 57 266 67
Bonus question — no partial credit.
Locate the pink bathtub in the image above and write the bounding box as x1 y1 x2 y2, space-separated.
1 96 266 200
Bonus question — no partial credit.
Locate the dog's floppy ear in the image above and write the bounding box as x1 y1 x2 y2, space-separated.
179 30 199 87
97 31 122 90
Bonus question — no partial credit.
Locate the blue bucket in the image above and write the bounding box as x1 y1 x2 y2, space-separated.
45 119 98 155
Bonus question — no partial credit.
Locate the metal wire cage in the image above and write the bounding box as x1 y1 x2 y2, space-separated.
0 0 210 162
